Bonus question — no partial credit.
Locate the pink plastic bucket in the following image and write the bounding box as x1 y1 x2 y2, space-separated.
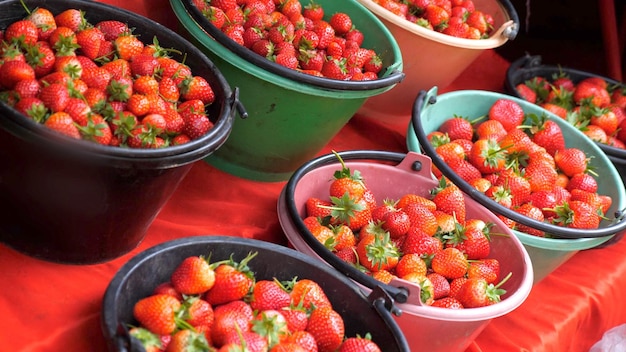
278 150 533 352
355 0 519 127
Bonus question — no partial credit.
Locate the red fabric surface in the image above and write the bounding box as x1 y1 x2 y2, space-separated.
1 1 625 351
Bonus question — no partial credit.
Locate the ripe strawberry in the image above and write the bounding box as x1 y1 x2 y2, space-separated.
431 296 464 309
204 253 256 306
395 253 427 278
553 200 601 229
431 247 468 279
467 258 500 284
0 60 36 89
381 209 411 238
167 329 210 352
43 111 80 138
494 169 532 207
515 83 537 103
133 294 182 335
339 334 381 352
554 148 588 177
424 4 450 29
180 76 215 105
54 9 84 32
289 278 332 311
573 81 611 107
475 119 507 141
488 99 525 132
524 158 558 193
39 83 70 112
321 57 349 80
211 300 254 347
455 221 491 260
356 232 400 272
402 230 443 258
183 112 213 140
528 117 566 156
438 116 473 141
14 96 47 122
396 193 437 212
4 20 39 46
212 0 238 11
170 255 216 295
566 172 598 193
514 203 545 237
456 274 509 308
250 279 291 311
403 203 439 236
78 113 112 145
430 178 466 224
75 27 105 60
427 272 451 300
306 306 345 352
469 138 507 174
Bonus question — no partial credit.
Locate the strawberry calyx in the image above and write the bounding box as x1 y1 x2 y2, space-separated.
486 271 511 304
331 150 364 185
326 193 366 225
362 232 399 271
128 327 163 351
250 310 288 347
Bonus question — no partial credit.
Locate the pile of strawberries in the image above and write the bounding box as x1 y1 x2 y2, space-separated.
130 251 383 352
191 0 384 80
373 0 496 39
303 154 511 309
0 5 218 148
427 98 614 237
515 73 626 150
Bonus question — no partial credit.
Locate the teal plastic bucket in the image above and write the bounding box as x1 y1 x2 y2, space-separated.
407 87 626 284
170 0 404 182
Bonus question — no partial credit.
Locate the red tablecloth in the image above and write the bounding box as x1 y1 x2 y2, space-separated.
2 1 626 351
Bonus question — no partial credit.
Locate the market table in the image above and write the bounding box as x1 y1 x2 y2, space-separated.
2 1 626 351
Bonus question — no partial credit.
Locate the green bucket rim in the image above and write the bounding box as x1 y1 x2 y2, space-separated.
169 0 404 99
406 87 626 249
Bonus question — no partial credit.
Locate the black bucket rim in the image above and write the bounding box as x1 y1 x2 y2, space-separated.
0 0 241 165
178 0 406 91
504 54 626 160
101 235 410 352
410 89 626 239
284 150 415 304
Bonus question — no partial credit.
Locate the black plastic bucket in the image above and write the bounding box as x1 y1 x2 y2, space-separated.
101 236 410 352
0 0 241 264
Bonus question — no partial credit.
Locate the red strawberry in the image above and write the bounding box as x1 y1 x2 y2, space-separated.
431 296 464 309
170 256 216 295
554 148 588 177
0 60 36 89
249 279 291 311
488 99 525 132
4 20 39 46
438 116 473 141
566 172 598 193
133 294 182 335
306 306 345 352
289 278 331 310
321 57 349 80
183 112 213 140
431 247 468 279
339 335 381 352
204 252 256 305
39 83 70 112
516 83 537 103
456 274 509 308
211 300 254 347
75 27 105 60
553 200 601 229
180 76 215 105
430 178 466 224
401 230 443 257
54 9 84 32
97 20 129 41
514 203 545 237
467 258 500 284
167 329 210 352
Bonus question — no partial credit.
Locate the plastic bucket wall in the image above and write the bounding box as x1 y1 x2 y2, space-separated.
101 236 409 352
170 0 404 182
406 88 626 283
355 0 519 126
278 151 533 352
505 54 626 185
0 0 237 264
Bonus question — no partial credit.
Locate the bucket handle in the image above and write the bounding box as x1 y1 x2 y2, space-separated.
411 88 626 239
367 286 411 352
285 149 449 304
497 0 520 40
228 87 248 119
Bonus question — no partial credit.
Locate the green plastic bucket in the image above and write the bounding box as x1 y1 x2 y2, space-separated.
170 0 404 182
407 87 626 284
